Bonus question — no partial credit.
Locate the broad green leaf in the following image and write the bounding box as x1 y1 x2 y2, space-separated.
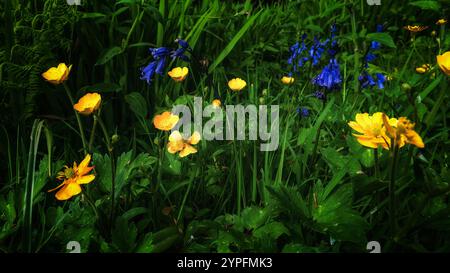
125 92 148 119
409 1 440 11
96 46 123 66
366 33 396 48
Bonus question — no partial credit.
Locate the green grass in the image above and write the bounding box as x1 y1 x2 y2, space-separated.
0 0 449 253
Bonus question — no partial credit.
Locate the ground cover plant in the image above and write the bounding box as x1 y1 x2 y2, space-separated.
0 0 449 253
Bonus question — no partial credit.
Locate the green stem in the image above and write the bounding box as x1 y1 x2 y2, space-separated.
88 115 98 153
389 140 399 236
63 83 88 154
374 148 379 178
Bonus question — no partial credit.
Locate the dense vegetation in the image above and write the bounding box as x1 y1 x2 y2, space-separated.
0 0 449 253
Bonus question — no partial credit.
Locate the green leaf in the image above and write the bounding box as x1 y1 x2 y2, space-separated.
241 206 270 230
313 184 369 244
409 1 440 11
80 83 122 94
125 92 148 119
95 46 123 66
208 9 263 73
366 33 396 48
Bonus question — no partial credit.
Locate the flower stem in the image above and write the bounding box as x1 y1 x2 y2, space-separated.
389 141 399 236
88 115 98 153
63 83 88 154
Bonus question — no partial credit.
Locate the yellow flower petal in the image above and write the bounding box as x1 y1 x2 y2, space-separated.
179 144 197 158
42 63 72 85
55 182 82 200
73 93 102 115
228 78 247 91
188 131 201 145
281 76 294 85
168 67 189 82
76 174 95 185
437 51 450 76
153 112 180 131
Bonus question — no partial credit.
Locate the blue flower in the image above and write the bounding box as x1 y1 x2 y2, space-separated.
140 40 192 85
313 90 326 101
359 72 375 89
151 47 171 59
140 61 158 84
297 107 310 117
375 73 385 89
312 58 342 90
175 39 192 51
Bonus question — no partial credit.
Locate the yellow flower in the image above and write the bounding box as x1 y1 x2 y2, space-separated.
42 63 72 85
348 112 395 149
153 111 179 131
415 64 431 74
167 131 201 158
404 25 428 32
382 114 424 149
73 93 101 115
436 19 447 25
48 154 95 201
437 51 450 76
228 78 247 91
212 99 222 108
281 76 294 85
168 67 189 82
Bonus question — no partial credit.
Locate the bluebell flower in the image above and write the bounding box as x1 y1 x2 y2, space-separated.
313 90 326 101
140 39 192 85
309 36 328 66
375 73 385 89
312 58 342 90
175 39 192 51
151 47 171 59
297 107 310 117
140 61 158 84
359 72 375 89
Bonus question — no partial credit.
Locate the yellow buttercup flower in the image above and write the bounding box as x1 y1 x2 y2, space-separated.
212 99 222 108
168 67 189 82
281 76 295 85
73 93 101 115
436 19 447 25
167 131 201 158
228 78 247 91
42 63 72 85
404 25 428 32
415 64 431 74
348 112 395 149
436 51 450 76
48 154 95 201
153 111 179 131
382 114 424 149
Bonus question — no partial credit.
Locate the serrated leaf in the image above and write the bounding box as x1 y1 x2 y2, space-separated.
125 92 148 119
96 46 123 66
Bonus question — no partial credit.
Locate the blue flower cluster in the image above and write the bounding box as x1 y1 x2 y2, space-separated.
359 25 386 90
296 107 310 117
312 24 342 91
140 39 191 85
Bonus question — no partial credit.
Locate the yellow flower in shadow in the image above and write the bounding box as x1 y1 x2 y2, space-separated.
437 51 450 76
382 114 424 149
281 76 295 85
73 93 101 115
404 25 428 32
42 63 72 85
48 154 95 201
436 19 447 25
415 64 431 74
153 111 180 131
168 67 189 82
167 131 201 158
228 78 247 91
212 99 222 108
